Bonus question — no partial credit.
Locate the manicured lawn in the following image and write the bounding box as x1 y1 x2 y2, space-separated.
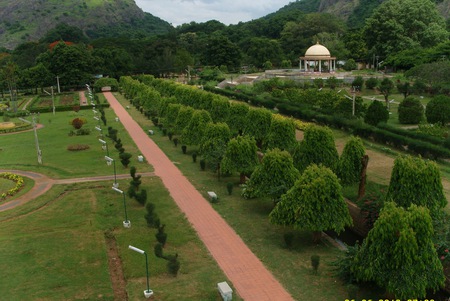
0 107 153 178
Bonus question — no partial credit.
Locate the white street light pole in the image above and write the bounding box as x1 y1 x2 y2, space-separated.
129 245 153 298
19 116 42 164
112 186 130 228
43 87 55 115
105 156 118 188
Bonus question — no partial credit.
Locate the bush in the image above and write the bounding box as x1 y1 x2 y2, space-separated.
135 189 147 205
364 100 389 126
181 145 187 154
67 144 90 151
365 77 378 90
426 95 450 124
192 152 197 163
226 182 233 195
71 117 84 129
343 59 357 71
173 138 179 147
311 255 320 273
200 159 206 171
398 96 424 124
155 225 167 247
119 152 132 167
154 243 164 258
144 202 160 228
166 253 180 276
351 76 364 91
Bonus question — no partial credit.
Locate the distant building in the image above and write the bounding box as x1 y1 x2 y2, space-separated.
299 42 336 73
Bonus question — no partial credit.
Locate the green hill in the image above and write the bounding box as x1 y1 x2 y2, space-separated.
0 0 173 49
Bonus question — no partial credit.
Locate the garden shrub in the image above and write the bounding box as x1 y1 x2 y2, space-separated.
365 77 378 90
166 253 180 276
364 100 389 126
311 255 320 273
155 224 167 247
397 96 424 124
71 117 84 129
67 144 90 151
426 95 450 124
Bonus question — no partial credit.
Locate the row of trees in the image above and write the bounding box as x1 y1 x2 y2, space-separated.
119 74 449 298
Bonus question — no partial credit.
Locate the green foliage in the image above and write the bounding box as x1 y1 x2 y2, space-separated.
226 182 233 195
155 224 167 247
199 122 231 171
119 152 132 168
379 78 394 103
365 77 378 90
352 202 445 299
174 105 194 134
221 135 259 183
166 253 181 277
269 164 352 237
154 243 164 258
246 149 300 201
386 155 447 216
364 100 389 126
364 0 448 58
209 97 230 123
343 59 356 71
293 125 339 173
337 136 366 186
283 232 294 248
226 102 249 135
243 108 272 146
94 77 119 92
144 202 160 228
135 189 147 205
331 244 360 284
397 96 424 124
351 76 364 91
264 115 297 152
181 110 212 146
311 255 320 273
425 95 450 124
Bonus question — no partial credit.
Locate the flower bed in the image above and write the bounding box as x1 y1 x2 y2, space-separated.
0 172 24 199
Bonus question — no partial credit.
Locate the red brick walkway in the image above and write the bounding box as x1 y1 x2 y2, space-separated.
104 92 294 301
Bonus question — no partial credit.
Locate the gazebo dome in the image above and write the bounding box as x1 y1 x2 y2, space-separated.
304 42 331 57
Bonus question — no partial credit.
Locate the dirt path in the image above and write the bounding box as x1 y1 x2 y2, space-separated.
105 92 294 301
79 91 88 106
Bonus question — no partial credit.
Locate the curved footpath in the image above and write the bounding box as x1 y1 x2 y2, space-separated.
0 170 154 212
104 92 294 301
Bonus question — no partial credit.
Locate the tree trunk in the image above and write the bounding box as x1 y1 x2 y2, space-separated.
312 231 322 244
358 155 369 200
239 172 246 184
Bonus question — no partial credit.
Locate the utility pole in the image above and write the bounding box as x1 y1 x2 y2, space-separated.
56 75 61 93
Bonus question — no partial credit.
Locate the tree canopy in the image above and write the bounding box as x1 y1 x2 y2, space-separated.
269 164 352 242
246 149 300 201
352 202 445 299
221 135 259 184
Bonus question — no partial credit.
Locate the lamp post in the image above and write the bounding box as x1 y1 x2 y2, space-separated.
19 116 42 164
112 187 130 228
95 125 103 137
43 86 55 115
128 245 153 298
105 156 118 188
99 139 109 156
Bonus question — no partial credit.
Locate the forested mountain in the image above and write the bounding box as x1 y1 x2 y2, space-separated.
278 0 450 28
0 0 172 50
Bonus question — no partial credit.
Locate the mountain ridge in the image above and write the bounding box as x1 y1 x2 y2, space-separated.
0 0 172 49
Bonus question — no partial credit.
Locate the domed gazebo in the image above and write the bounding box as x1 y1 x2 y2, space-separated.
300 42 336 73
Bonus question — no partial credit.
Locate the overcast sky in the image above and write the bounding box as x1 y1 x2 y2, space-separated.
134 0 294 26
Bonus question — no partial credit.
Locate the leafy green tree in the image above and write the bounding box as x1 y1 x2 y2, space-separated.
199 122 231 177
240 37 284 68
379 78 394 108
202 33 242 70
209 97 230 123
263 115 297 152
221 135 259 184
181 109 212 147
337 136 366 186
243 108 272 148
165 103 183 129
406 61 450 91
246 149 300 203
365 77 379 90
269 164 352 243
386 155 447 217
40 22 88 44
351 76 364 91
174 106 194 134
396 81 412 99
352 202 444 299
364 0 448 58
119 152 132 168
226 102 250 135
364 100 389 126
397 96 424 124
425 95 450 124
37 41 93 87
293 125 339 173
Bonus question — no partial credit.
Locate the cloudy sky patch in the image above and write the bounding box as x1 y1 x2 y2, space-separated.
134 0 294 26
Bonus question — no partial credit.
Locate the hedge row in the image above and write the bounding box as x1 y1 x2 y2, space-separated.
276 103 450 159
